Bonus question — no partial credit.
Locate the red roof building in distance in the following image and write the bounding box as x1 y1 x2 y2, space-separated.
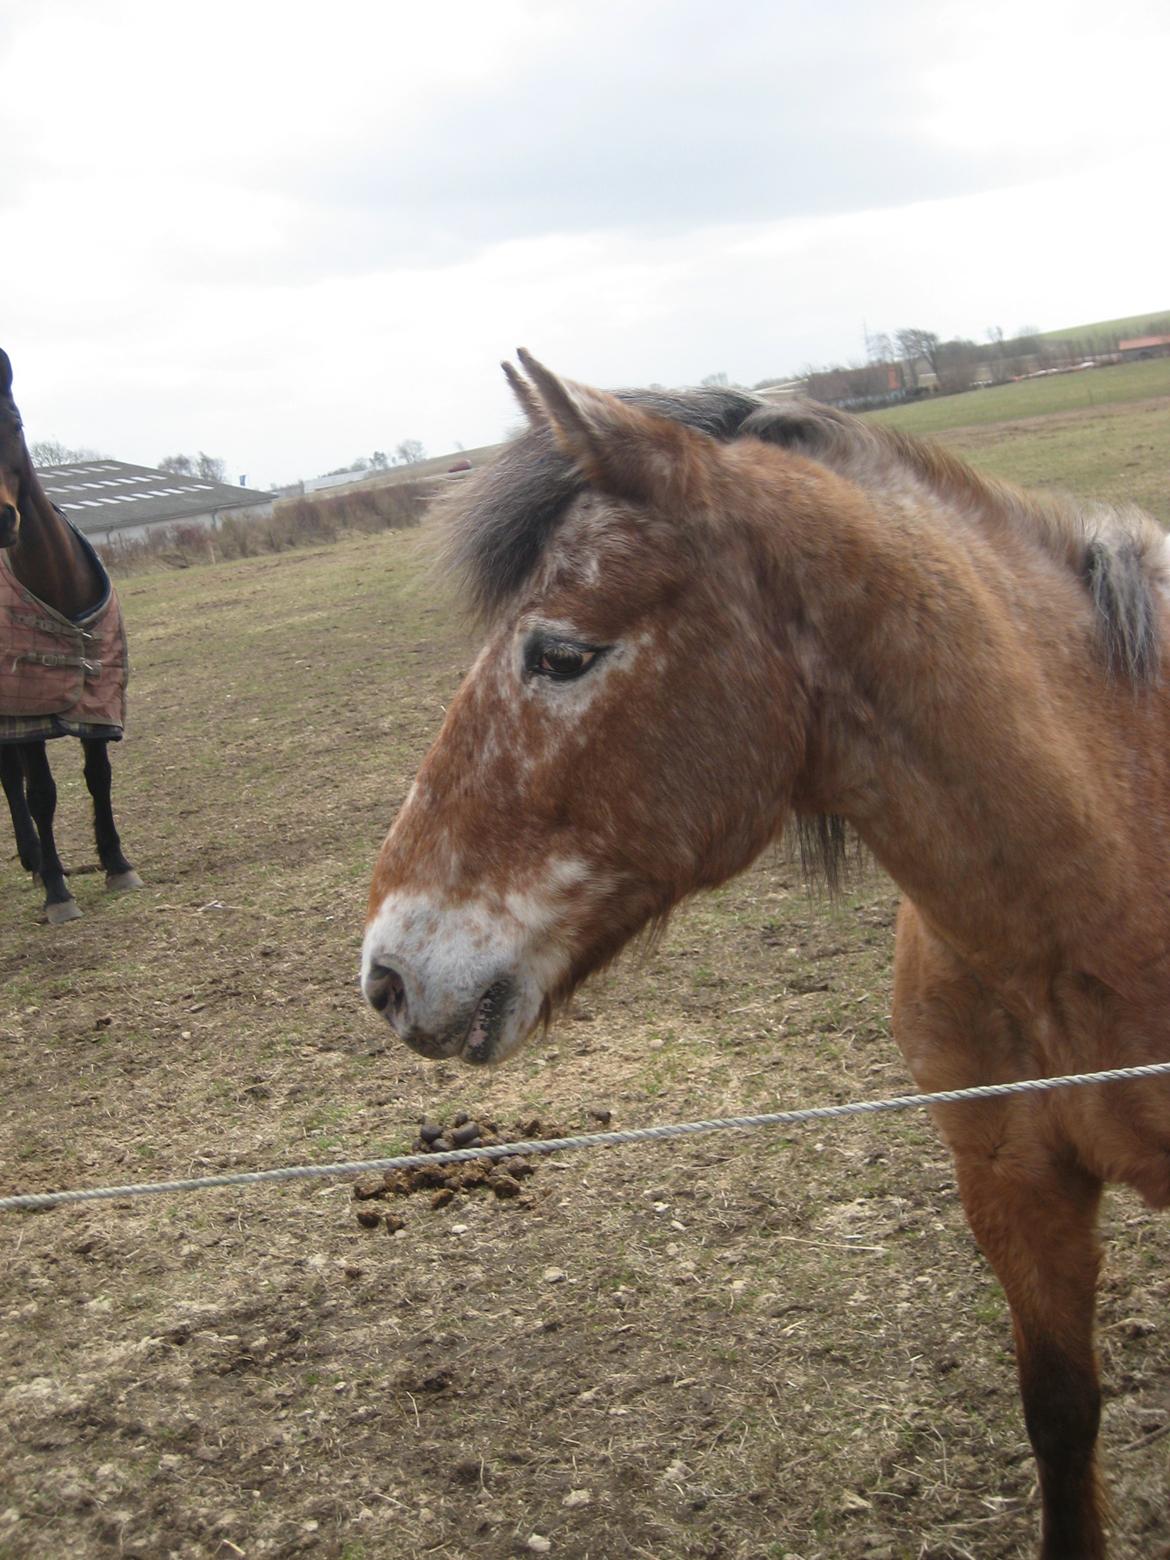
1118 335 1170 359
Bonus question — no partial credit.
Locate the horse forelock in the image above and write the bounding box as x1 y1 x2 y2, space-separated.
436 386 762 625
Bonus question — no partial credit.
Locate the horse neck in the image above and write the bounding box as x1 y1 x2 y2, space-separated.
772 469 1151 977
8 462 103 618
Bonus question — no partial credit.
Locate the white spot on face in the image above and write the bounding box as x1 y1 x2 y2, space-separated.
547 855 592 890
468 644 493 678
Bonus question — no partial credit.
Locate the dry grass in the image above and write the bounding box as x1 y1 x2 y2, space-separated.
2 404 1169 1559
96 480 432 575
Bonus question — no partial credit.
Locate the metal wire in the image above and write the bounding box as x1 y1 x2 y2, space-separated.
4 1059 1170 1214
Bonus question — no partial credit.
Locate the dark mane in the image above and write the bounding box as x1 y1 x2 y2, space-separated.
439 388 1164 683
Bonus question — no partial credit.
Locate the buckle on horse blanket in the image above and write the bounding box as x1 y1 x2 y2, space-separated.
12 651 102 677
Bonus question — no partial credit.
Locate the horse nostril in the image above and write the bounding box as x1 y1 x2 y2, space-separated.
364 961 406 1017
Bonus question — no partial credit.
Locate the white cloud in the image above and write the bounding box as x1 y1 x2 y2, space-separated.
4 0 1168 484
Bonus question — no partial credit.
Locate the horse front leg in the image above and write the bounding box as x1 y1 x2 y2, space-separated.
953 1139 1105 1559
81 738 142 892
21 741 80 923
1 743 41 875
893 909 1107 1556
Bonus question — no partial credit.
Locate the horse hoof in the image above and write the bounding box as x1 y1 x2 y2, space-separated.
45 899 82 925
106 870 144 892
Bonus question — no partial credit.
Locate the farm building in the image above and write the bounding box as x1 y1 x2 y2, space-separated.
34 459 274 546
1118 334 1170 360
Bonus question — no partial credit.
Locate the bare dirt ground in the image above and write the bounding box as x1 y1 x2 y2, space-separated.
2 521 1169 1560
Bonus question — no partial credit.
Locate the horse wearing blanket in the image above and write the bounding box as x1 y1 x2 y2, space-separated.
0 348 140 923
363 351 1170 1558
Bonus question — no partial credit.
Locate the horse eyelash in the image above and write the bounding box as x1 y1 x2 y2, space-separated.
523 637 607 681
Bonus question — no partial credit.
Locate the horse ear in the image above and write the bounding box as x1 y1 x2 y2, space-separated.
0 350 11 398
509 348 713 508
502 359 547 428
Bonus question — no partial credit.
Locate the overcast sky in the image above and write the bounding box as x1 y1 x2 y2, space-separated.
4 0 1168 488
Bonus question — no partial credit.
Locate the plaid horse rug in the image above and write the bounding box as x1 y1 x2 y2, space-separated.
0 535 128 745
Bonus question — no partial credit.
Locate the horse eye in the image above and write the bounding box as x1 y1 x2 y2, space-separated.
540 644 594 678
530 640 601 680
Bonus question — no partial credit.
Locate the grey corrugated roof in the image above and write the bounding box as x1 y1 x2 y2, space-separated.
34 459 273 536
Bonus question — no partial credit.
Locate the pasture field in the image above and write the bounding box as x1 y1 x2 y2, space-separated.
901 393 1170 528
870 356 1170 439
871 361 1170 527
1039 310 1170 344
2 397 1170 1559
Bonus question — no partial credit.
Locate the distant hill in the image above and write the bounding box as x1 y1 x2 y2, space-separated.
1041 309 1170 344
356 444 502 488
296 443 503 498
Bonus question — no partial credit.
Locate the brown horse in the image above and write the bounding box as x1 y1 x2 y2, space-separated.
363 351 1170 1557
0 348 141 923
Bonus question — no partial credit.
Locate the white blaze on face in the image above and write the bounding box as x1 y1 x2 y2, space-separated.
361 856 597 1062
363 602 652 1061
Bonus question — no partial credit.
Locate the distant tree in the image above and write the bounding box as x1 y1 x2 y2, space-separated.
159 451 227 482
934 337 982 394
701 371 730 387
29 438 103 465
32 440 93 465
981 327 1013 381
895 328 943 384
395 439 426 466
369 450 389 470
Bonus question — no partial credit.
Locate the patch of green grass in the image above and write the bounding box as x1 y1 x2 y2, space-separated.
869 357 1170 435
937 399 1170 525
974 1294 1007 1327
1040 309 1170 344
362 1135 413 1158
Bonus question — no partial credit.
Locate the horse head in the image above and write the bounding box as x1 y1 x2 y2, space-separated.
362 352 813 1065
0 349 26 548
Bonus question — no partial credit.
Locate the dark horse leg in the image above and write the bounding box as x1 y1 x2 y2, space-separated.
895 914 1106 1558
955 1148 1105 1559
81 737 142 892
1 743 40 874
14 741 81 923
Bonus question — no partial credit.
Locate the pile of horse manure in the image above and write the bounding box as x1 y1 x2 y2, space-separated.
352 1113 556 1230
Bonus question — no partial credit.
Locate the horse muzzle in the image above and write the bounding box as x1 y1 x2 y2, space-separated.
362 955 527 1066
